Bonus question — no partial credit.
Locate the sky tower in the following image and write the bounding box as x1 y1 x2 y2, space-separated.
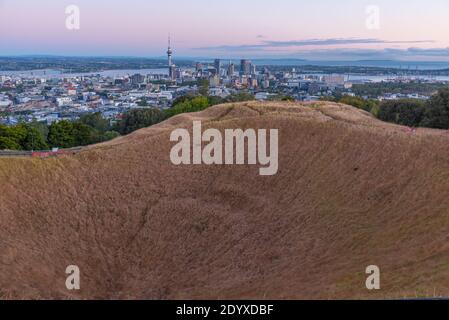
167 35 176 80
167 35 173 67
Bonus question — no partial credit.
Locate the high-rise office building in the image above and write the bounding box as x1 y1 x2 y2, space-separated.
214 59 221 75
196 62 203 72
130 73 145 85
251 64 257 75
240 59 252 75
227 61 235 77
209 75 220 87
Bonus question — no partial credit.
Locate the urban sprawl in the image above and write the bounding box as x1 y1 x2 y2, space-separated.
1 42 447 126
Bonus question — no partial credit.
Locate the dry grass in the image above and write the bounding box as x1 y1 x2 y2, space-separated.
1 101 449 299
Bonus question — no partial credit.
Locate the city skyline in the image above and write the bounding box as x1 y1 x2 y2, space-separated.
1 0 449 60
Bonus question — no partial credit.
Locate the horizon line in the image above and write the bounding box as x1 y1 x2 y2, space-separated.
3 55 449 63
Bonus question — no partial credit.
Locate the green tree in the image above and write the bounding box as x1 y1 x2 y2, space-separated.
198 79 209 96
0 136 21 150
164 96 210 119
48 120 75 148
172 94 196 107
118 108 165 134
72 122 96 146
378 99 425 127
207 96 224 106
102 131 120 141
338 96 379 114
0 124 26 145
224 92 255 103
27 120 49 141
421 87 449 129
78 112 110 133
19 124 48 151
352 82 445 98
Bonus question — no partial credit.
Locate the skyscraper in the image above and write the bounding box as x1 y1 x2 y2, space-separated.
251 63 257 75
240 59 251 76
196 62 203 72
214 59 221 76
227 61 235 77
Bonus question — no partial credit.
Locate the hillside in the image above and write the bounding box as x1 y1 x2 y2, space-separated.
1 101 449 299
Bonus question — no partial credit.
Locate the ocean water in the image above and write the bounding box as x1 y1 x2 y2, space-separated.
252 60 449 70
0 68 169 78
3 62 449 81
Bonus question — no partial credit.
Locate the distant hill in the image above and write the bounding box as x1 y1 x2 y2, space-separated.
1 101 449 299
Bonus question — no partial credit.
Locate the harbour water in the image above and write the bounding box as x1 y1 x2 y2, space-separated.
0 68 169 78
3 67 449 82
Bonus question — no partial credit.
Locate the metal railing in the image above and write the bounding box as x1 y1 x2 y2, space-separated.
0 150 32 157
0 147 84 158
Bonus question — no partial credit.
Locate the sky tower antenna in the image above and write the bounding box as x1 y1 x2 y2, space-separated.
167 33 173 68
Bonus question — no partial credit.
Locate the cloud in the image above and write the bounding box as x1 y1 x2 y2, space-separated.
191 38 449 61
289 47 449 61
401 47 449 56
264 38 433 47
193 38 434 51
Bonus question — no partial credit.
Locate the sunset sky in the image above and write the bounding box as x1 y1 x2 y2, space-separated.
1 0 449 60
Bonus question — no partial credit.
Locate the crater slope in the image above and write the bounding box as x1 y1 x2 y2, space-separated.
1 101 449 299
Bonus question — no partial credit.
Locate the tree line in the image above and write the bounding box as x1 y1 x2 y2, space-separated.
6 87 449 151
325 87 449 129
351 82 446 98
0 93 255 151
0 113 120 151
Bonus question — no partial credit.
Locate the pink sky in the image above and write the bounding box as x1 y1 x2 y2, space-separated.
1 0 449 60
